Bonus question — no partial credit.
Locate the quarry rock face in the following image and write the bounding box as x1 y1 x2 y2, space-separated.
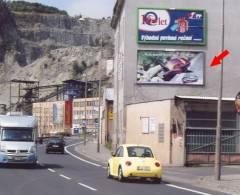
0 1 114 105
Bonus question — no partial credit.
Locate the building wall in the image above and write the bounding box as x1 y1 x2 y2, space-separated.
101 101 114 145
72 97 99 134
33 101 66 136
170 101 186 166
113 5 126 148
113 0 240 148
123 0 240 104
126 100 172 165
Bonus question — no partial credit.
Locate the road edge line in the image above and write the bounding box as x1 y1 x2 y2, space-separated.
64 142 101 167
166 184 212 195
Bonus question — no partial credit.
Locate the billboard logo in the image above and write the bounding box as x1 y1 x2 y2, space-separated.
171 18 189 33
139 10 170 32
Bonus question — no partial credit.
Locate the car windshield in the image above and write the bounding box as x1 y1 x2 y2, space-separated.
127 146 154 158
1 128 33 142
48 139 63 144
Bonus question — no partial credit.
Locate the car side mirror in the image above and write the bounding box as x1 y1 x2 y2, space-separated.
111 152 115 157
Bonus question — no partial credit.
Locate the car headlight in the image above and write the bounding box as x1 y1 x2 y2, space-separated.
0 144 6 152
29 146 36 153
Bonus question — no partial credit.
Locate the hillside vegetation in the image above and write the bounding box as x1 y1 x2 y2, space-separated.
7 0 68 15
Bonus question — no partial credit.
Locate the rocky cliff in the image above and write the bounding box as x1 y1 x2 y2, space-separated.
0 1 114 106
0 2 26 70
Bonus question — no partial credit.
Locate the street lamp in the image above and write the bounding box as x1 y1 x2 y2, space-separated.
82 73 88 146
76 23 103 151
97 79 101 153
97 32 103 153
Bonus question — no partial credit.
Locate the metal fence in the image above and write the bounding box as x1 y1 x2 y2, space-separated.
186 128 240 154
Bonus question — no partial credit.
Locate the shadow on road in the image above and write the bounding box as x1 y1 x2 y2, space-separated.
0 163 64 170
112 178 165 185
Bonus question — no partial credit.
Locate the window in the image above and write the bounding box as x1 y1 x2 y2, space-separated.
1 128 33 142
127 146 153 158
141 117 156 134
115 146 124 157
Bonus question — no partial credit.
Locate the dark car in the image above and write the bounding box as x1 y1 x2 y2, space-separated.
46 137 65 154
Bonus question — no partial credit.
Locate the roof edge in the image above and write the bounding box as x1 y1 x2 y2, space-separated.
175 95 235 101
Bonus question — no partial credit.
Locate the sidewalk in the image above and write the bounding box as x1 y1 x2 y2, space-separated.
74 140 240 195
74 139 111 165
164 166 240 195
197 174 240 195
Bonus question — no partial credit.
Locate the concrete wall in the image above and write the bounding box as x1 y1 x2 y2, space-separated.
113 6 126 148
171 101 186 166
101 100 113 145
126 100 172 165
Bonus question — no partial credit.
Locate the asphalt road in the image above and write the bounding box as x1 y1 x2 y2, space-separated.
0 137 228 195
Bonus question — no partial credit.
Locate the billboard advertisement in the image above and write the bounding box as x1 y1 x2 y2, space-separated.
53 103 63 124
137 50 204 85
138 8 206 45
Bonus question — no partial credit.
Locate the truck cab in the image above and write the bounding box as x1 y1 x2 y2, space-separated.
0 115 38 165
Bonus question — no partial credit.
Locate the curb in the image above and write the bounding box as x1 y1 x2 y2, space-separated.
73 142 109 166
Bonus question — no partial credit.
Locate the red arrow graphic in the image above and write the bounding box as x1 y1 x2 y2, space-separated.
210 49 230 67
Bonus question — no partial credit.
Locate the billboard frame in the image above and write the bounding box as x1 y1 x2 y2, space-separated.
136 49 206 86
137 7 207 45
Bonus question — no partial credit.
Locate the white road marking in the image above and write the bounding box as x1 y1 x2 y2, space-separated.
65 142 101 167
59 174 71 180
102 166 107 169
48 168 56 173
166 184 211 195
78 182 97 191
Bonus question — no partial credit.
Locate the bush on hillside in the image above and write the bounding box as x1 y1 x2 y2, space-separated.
7 1 68 15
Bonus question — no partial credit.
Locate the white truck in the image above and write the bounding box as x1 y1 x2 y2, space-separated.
0 114 38 165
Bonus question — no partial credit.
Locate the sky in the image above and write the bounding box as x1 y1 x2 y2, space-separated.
10 0 116 18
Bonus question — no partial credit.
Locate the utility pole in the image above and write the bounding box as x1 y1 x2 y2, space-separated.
97 79 101 153
9 81 11 114
97 32 103 153
84 75 87 146
215 0 225 181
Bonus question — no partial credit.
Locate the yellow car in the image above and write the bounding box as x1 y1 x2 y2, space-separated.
107 144 162 182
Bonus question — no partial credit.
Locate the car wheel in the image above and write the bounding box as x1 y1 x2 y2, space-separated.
107 165 112 178
31 162 38 169
154 177 162 183
61 150 64 154
46 150 49 154
118 167 125 182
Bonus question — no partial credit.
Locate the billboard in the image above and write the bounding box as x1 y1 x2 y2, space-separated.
53 103 63 124
138 8 206 45
137 50 204 85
